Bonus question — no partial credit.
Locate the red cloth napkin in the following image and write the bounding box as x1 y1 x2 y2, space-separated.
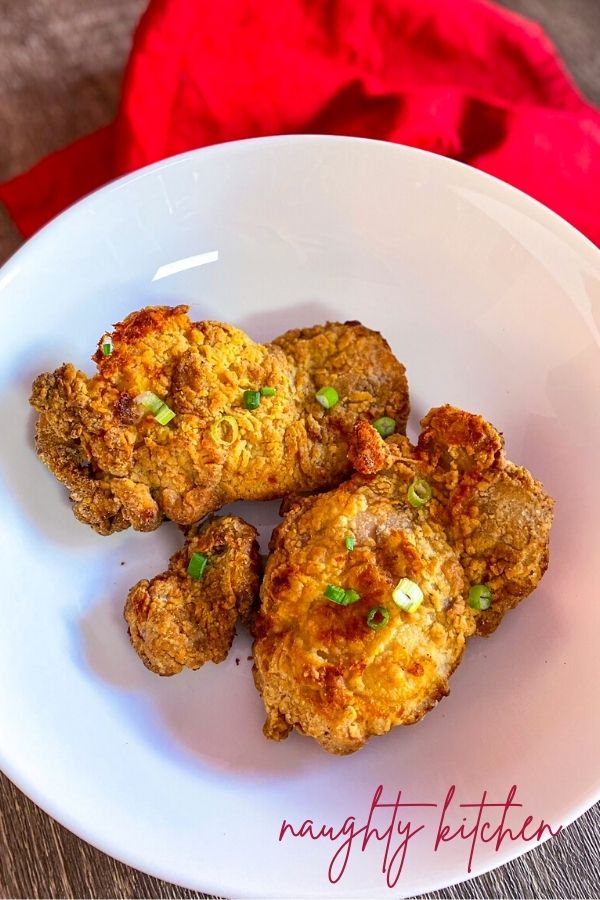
2 0 600 244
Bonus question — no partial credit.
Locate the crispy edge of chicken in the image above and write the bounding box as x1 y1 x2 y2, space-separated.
29 306 409 535
124 515 260 675
349 405 555 635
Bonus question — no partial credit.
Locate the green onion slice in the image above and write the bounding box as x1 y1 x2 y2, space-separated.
243 389 261 410
210 415 239 445
136 391 163 415
324 584 361 605
373 416 396 438
154 403 176 425
407 478 432 508
469 584 492 610
393 578 424 613
316 386 339 409
367 606 389 629
136 391 176 425
188 552 208 580
324 584 346 604
101 335 113 357
260 386 277 397
345 535 355 551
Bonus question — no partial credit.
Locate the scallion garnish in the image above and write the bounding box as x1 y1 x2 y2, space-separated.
324 584 348 604
392 578 424 613
154 403 176 425
210 415 239 445
316 386 339 409
136 391 176 425
260 386 277 397
373 416 396 438
101 335 113 357
345 535 355 551
367 607 389 629
188 552 208 580
136 391 163 415
324 584 361 606
469 584 492 610
407 478 432 508
243 389 261 410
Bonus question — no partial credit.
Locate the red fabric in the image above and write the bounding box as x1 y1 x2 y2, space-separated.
2 0 600 244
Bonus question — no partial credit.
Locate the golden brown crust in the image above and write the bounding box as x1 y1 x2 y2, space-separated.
253 405 554 754
444 462 553 634
30 307 410 534
124 515 260 675
417 404 504 476
347 419 391 474
253 466 473 755
350 405 554 635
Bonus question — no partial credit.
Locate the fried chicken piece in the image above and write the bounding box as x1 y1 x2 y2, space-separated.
352 405 555 635
253 475 474 755
30 306 409 535
124 515 260 675
253 406 553 754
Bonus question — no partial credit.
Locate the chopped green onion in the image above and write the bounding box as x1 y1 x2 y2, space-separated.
101 335 113 357
154 403 176 425
243 389 261 410
469 584 492 610
324 584 347 604
407 478 432 508
136 391 176 425
345 535 355 551
393 578 424 613
316 386 339 409
367 606 389 629
136 391 163 415
260 386 277 397
188 552 208 580
210 415 239 445
324 584 361 606
373 416 396 438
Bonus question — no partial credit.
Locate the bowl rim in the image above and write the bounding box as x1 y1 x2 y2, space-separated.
1 135 599 285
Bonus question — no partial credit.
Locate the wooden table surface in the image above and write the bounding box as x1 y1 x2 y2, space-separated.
1 1 599 897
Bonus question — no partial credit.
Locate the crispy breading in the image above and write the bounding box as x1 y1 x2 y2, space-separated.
349 405 554 634
252 405 553 754
30 306 409 535
124 515 260 676
253 471 473 755
415 406 554 634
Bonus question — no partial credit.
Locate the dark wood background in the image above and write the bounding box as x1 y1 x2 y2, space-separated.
1 1 599 897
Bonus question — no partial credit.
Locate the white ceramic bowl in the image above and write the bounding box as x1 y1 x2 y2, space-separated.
0 136 598 898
